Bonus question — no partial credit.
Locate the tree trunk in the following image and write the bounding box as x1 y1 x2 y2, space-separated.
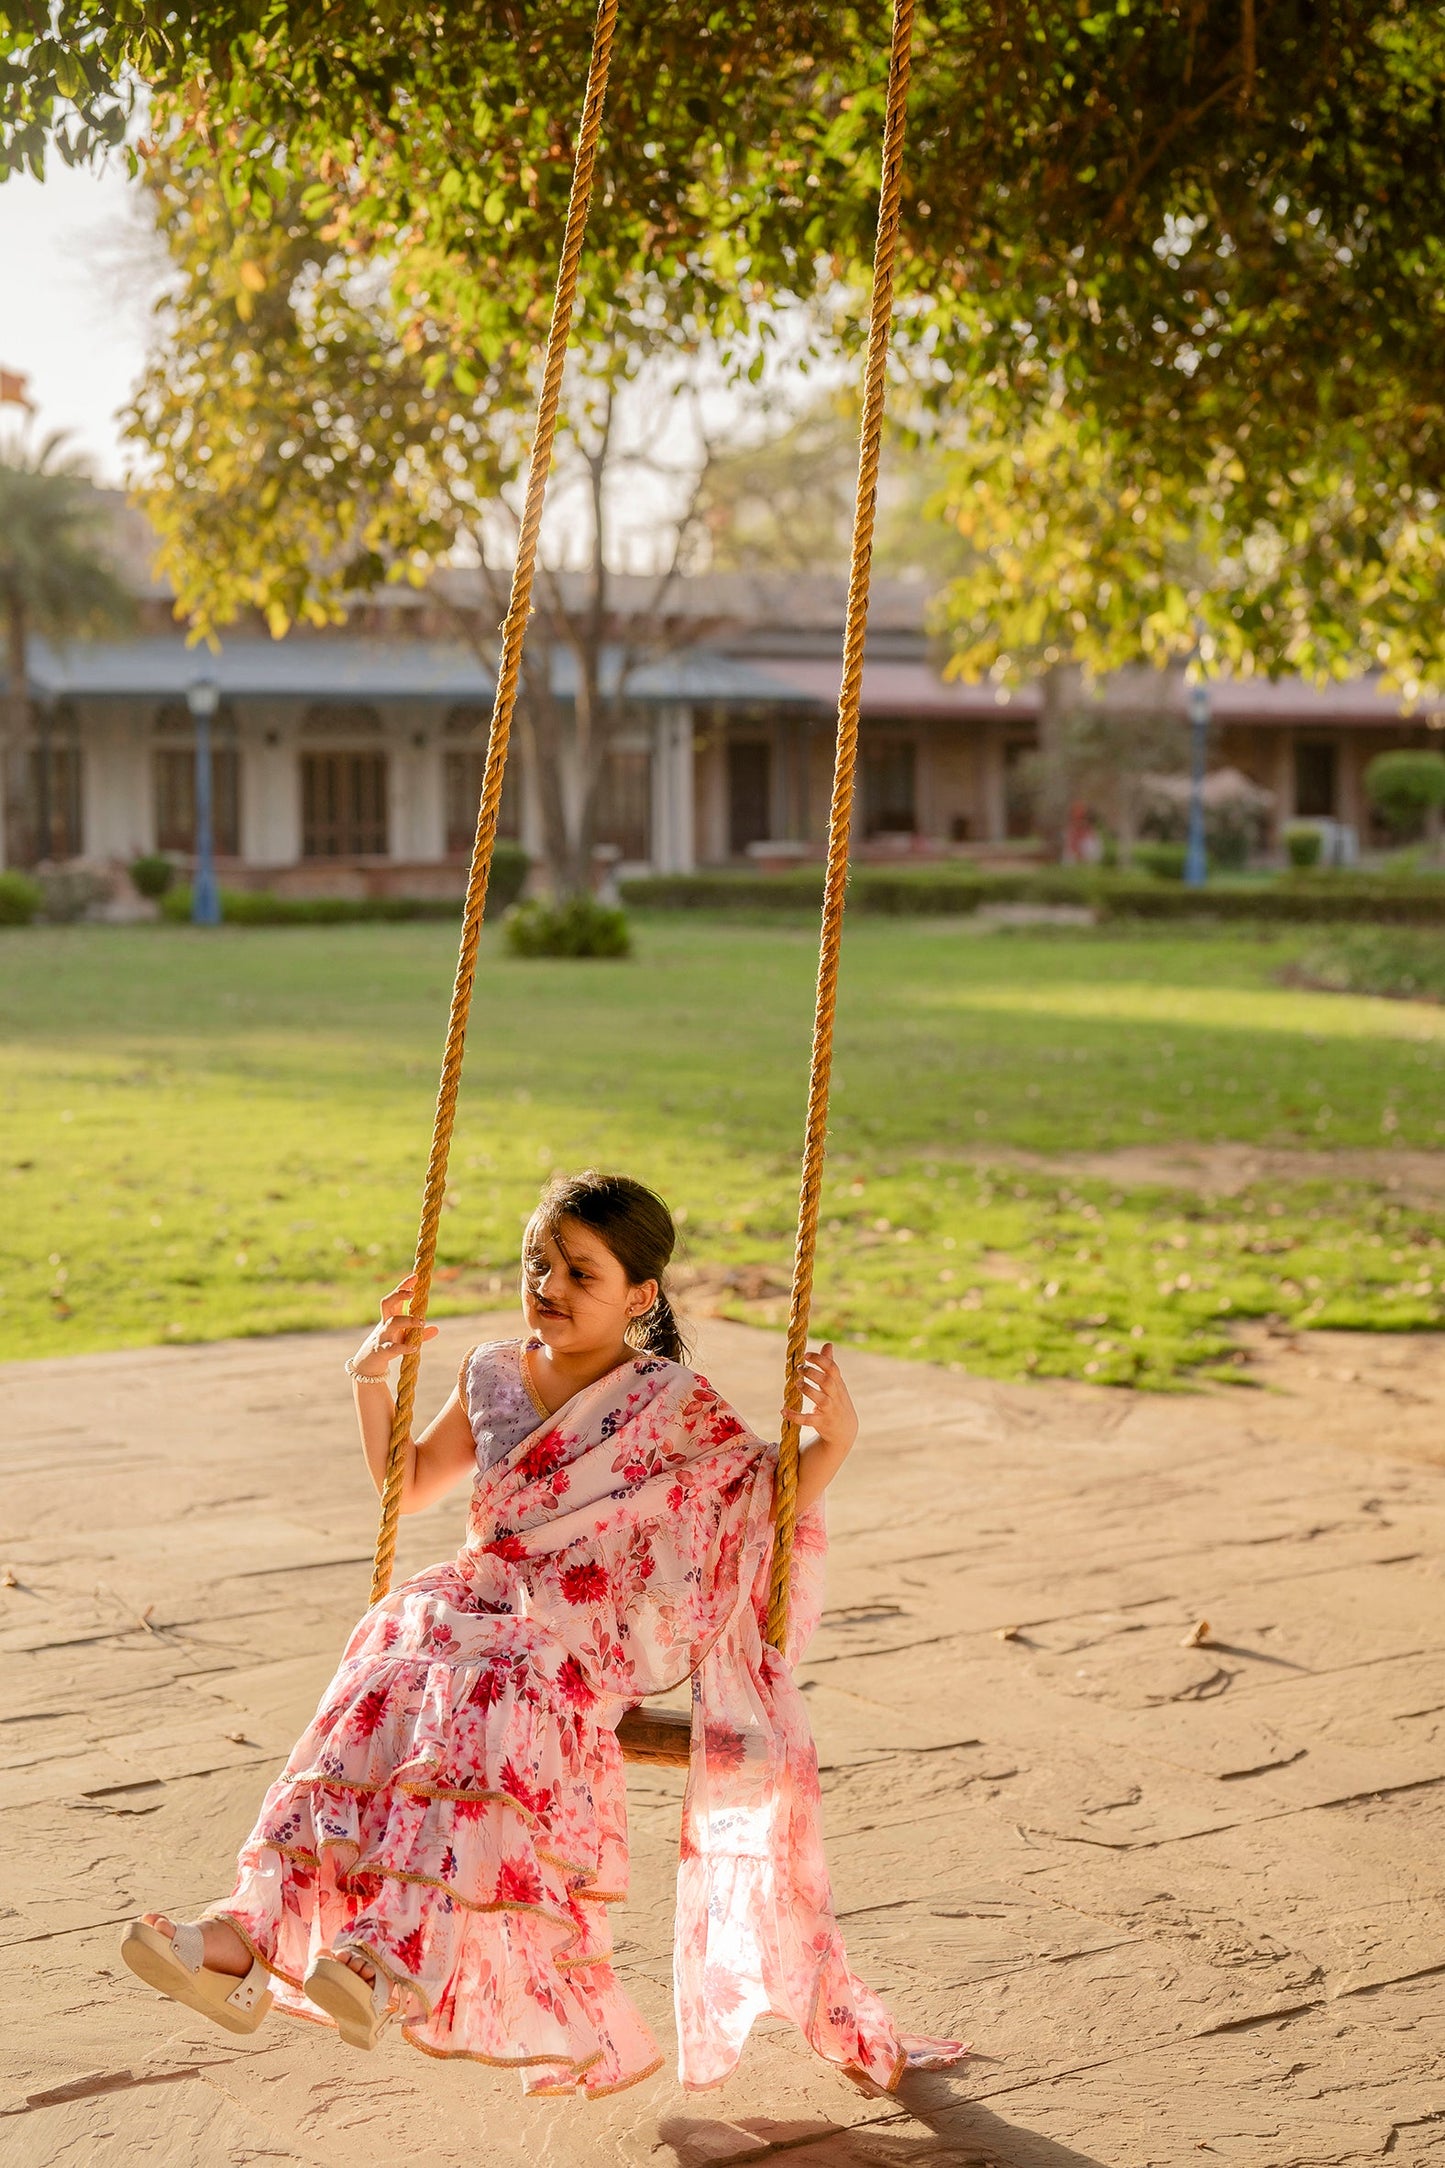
1 594 28 873
1035 662 1086 859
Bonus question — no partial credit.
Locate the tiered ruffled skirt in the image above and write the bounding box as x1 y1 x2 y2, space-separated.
218 1560 662 2094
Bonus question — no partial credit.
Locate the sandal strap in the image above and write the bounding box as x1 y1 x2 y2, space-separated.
333 1945 394 2019
170 1922 205 1973
224 1958 269 2015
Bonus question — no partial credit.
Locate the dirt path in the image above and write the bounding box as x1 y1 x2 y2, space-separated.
3 1318 1443 2167
916 1140 1445 1206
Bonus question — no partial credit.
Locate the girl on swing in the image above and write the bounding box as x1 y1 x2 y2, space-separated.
121 1169 961 2095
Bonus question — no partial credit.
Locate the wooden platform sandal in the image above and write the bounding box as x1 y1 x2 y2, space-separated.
303 1950 396 2051
120 1919 272 2035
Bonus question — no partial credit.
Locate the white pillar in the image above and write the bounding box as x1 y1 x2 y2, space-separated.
389 719 447 861
650 705 695 873
242 704 302 867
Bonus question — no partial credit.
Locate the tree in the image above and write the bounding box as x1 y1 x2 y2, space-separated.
1019 695 1191 864
0 433 134 867
5 1 1445 506
125 155 756 893
926 405 1445 696
12 1 1445 702
694 388 973 584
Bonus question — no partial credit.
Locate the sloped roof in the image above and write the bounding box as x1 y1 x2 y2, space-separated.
17 633 822 707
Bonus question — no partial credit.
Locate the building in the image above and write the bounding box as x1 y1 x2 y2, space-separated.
3 501 1439 885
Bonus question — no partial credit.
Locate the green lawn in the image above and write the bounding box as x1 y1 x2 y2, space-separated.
2 917 1443 1386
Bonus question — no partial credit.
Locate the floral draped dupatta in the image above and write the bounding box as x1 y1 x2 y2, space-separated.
466 1355 962 2092
223 1350 961 2094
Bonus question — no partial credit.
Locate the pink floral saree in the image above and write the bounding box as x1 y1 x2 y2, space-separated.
219 1349 963 2095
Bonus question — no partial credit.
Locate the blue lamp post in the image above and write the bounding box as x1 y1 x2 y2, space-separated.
1183 677 1210 889
187 675 222 927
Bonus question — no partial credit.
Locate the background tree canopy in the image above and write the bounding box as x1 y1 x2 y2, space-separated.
4 0 1443 678
4 3 1442 454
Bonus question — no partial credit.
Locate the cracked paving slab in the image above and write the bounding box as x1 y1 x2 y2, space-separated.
2 1316 1443 2168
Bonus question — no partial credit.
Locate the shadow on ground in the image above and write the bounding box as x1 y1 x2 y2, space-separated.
655 2095 1110 2167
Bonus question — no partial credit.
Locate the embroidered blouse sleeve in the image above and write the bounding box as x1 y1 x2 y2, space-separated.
461 1340 541 1472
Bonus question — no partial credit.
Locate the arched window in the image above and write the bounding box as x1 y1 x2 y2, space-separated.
28 699 84 863
297 705 389 857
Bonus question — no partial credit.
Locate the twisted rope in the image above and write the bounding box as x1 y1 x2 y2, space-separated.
370 0 619 1605
767 0 914 1651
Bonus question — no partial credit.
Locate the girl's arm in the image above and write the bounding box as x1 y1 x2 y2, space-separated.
780 1343 860 1517
354 1378 479 1515
350 1276 477 1515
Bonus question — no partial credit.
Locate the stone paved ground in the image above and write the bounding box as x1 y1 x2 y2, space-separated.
3 1316 1443 2168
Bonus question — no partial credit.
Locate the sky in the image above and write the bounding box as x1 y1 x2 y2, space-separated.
0 155 162 483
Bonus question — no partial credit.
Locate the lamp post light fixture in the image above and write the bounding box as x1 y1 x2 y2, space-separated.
1184 677 1210 889
187 675 222 927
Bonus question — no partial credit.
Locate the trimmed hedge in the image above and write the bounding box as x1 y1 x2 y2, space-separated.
621 869 827 911
161 886 464 925
1095 877 1445 925
621 866 1445 926
620 867 1092 914
158 847 530 926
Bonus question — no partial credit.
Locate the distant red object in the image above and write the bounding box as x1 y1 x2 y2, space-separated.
0 368 34 409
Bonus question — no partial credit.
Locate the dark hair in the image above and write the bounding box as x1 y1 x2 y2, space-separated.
532 1170 689 1364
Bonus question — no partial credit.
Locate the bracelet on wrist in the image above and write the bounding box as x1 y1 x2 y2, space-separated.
345 1351 394 1383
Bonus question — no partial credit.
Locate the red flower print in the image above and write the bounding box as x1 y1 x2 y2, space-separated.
666 1484 685 1513
496 1856 545 1908
517 1431 568 1484
703 1963 747 2018
486 1534 529 1563
555 1655 596 1711
499 1757 538 1812
470 1660 510 1711
441 1846 459 1880
349 1685 391 1738
704 1726 748 1773
391 1926 427 1976
560 1559 609 1606
424 1621 457 1652
501 1761 558 1821
452 1794 489 1823
376 1617 402 1652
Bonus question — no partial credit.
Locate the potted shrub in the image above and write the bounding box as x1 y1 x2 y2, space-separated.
1283 823 1324 870
1365 750 1445 860
129 853 176 901
0 871 43 926
503 895 631 958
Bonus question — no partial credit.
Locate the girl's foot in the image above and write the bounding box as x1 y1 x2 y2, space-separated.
303 1949 394 2051
141 1913 374 1987
140 1912 251 1976
120 1913 272 2035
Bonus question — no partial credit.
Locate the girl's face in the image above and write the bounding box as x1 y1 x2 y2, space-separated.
520 1213 656 1358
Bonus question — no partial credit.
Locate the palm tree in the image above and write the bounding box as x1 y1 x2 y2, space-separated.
0 432 134 867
